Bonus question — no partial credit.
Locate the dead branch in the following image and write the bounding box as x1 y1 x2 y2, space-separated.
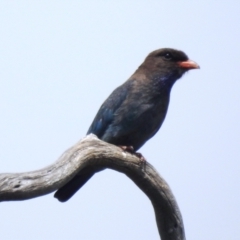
0 134 185 240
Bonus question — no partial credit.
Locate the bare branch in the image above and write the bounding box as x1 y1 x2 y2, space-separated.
0 134 185 240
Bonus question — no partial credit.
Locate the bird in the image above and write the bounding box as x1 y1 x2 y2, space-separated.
54 48 199 202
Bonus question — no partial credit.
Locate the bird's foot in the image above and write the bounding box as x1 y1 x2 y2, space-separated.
134 152 146 170
118 145 146 165
118 145 135 153
134 152 146 162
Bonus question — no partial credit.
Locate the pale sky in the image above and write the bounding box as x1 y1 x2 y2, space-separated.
0 1 239 239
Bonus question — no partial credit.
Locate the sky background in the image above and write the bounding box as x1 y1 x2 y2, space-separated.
0 1 239 239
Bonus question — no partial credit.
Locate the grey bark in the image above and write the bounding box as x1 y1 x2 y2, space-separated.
0 134 185 240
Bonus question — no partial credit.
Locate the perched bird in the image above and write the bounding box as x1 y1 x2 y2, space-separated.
55 48 199 202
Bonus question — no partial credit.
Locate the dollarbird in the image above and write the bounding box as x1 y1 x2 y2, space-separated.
54 48 199 202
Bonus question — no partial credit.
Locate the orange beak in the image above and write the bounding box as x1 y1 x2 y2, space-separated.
178 60 200 70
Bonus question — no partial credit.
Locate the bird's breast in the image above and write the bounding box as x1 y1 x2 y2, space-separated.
103 91 170 150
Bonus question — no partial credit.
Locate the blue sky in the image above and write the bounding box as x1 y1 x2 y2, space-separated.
0 1 239 239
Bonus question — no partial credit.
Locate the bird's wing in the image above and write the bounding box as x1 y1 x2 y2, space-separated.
87 81 132 138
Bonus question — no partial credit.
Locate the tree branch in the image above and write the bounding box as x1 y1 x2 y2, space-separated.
0 134 185 240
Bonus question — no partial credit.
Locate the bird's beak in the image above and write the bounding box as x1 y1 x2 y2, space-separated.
178 60 200 70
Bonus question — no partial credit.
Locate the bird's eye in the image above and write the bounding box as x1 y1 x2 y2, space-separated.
164 52 172 60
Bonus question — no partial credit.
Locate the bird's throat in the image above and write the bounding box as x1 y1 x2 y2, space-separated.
152 73 177 92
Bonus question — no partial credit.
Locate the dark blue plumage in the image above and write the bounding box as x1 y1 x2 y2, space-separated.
55 48 199 202
87 79 170 151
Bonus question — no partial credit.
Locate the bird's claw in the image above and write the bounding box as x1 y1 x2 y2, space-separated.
118 145 135 153
118 145 146 166
134 152 146 162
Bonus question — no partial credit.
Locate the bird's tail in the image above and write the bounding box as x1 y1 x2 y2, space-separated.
54 166 105 202
54 171 95 202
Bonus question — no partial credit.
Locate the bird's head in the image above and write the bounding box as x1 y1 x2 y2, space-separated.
138 48 199 86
